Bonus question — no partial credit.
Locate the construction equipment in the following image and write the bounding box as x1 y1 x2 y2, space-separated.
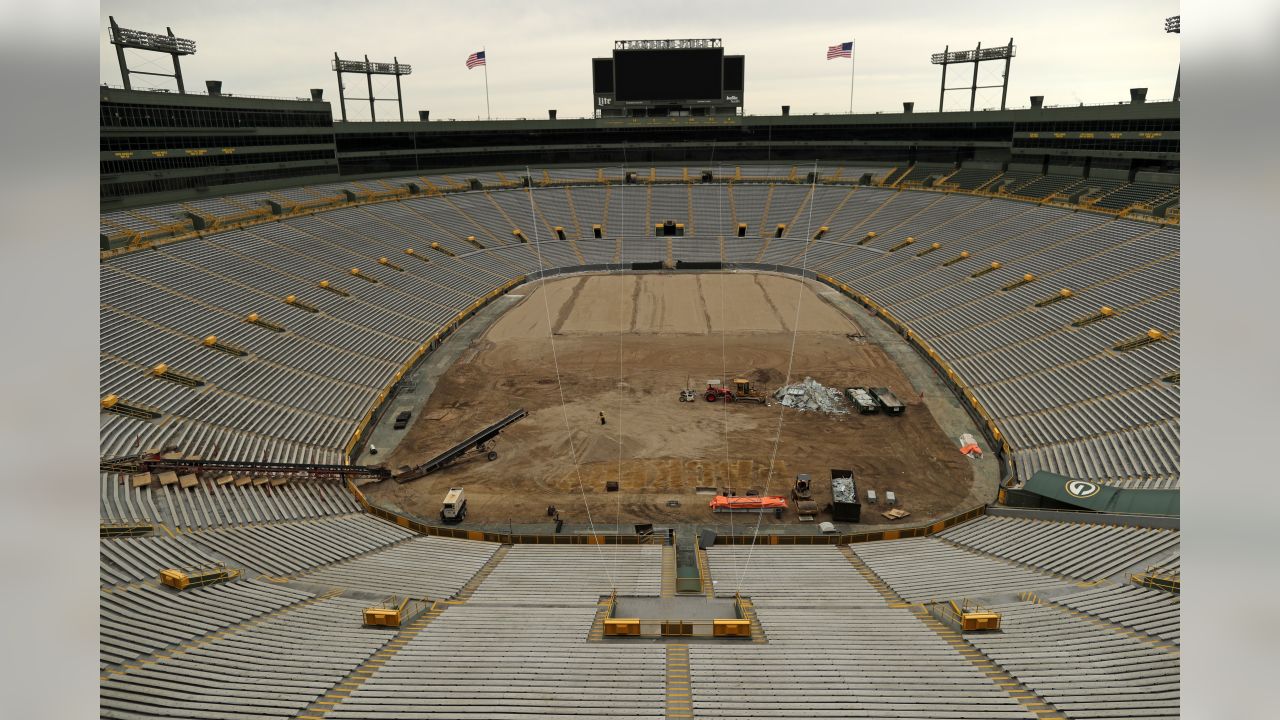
704 378 767 404
869 387 905 415
159 564 241 591
953 599 1002 631
100 454 391 482
678 389 698 402
440 487 468 523
731 378 767 404
830 469 861 522
363 596 411 627
791 474 818 520
844 387 880 414
395 408 528 483
704 380 736 403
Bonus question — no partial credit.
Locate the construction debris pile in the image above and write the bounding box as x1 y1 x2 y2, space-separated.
774 377 848 414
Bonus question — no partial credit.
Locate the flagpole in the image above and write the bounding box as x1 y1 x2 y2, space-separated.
849 40 856 114
482 47 491 120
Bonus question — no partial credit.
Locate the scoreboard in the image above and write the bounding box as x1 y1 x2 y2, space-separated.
592 40 744 117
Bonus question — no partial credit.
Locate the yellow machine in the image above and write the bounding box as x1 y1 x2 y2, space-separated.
363 597 410 627
952 599 1002 631
713 619 752 637
603 618 642 636
732 378 767 405
159 564 241 591
1131 566 1180 593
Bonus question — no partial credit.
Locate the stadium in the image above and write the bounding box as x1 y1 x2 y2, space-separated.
96 11 1182 720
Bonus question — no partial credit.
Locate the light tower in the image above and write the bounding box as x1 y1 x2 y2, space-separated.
107 16 197 93
1165 15 1180 101
930 39 1016 112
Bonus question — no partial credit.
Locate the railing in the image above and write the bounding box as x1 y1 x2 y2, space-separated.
100 83 315 103
350 484 659 545
712 504 987 545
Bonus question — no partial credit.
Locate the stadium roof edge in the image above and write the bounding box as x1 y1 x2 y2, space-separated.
337 101 1178 132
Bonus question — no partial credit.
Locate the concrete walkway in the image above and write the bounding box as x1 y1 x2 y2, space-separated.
353 293 526 466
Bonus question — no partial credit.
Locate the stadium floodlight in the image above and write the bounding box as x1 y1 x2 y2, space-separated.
108 16 197 93
110 26 197 55
332 59 413 76
930 39 1017 112
614 39 722 51
331 53 413 122
1165 15 1180 33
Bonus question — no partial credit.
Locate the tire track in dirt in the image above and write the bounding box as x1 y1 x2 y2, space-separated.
628 274 642 332
694 275 714 334
551 276 587 334
754 273 789 330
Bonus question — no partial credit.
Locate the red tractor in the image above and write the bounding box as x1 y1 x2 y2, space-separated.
705 381 737 403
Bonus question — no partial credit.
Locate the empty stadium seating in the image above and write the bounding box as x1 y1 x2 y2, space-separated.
967 600 1179 719
100 595 396 719
1053 584 1180 643
851 537 1071 602
466 544 662 605
100 166 1180 494
100 534 221 586
295 535 500 600
185 514 416 576
938 514 1180 581
99 578 315 667
328 604 667 719
691 606 1038 719
705 545 884 607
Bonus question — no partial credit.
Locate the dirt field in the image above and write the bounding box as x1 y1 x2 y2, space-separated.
368 273 976 528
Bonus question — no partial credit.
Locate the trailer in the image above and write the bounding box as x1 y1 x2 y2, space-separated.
440 487 468 523
830 468 861 522
869 387 906 416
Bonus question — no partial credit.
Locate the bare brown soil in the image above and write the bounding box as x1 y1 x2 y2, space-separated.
368 273 975 528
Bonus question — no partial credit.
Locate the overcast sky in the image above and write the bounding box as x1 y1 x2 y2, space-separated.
100 1 1180 120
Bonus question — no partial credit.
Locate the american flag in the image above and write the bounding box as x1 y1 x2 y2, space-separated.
827 41 853 60
466 50 486 69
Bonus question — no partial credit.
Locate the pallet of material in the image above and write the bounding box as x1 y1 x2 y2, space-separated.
882 508 911 520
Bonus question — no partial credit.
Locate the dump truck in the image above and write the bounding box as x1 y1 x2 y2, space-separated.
440 487 468 523
869 387 905 415
844 387 880 414
830 469 861 522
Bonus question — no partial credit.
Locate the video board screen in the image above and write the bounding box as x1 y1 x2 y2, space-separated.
723 56 744 92
613 48 723 102
592 58 614 93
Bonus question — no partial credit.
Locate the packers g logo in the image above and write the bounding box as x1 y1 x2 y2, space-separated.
1066 480 1101 499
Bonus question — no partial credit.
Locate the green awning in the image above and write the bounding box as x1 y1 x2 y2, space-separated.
1023 471 1180 516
